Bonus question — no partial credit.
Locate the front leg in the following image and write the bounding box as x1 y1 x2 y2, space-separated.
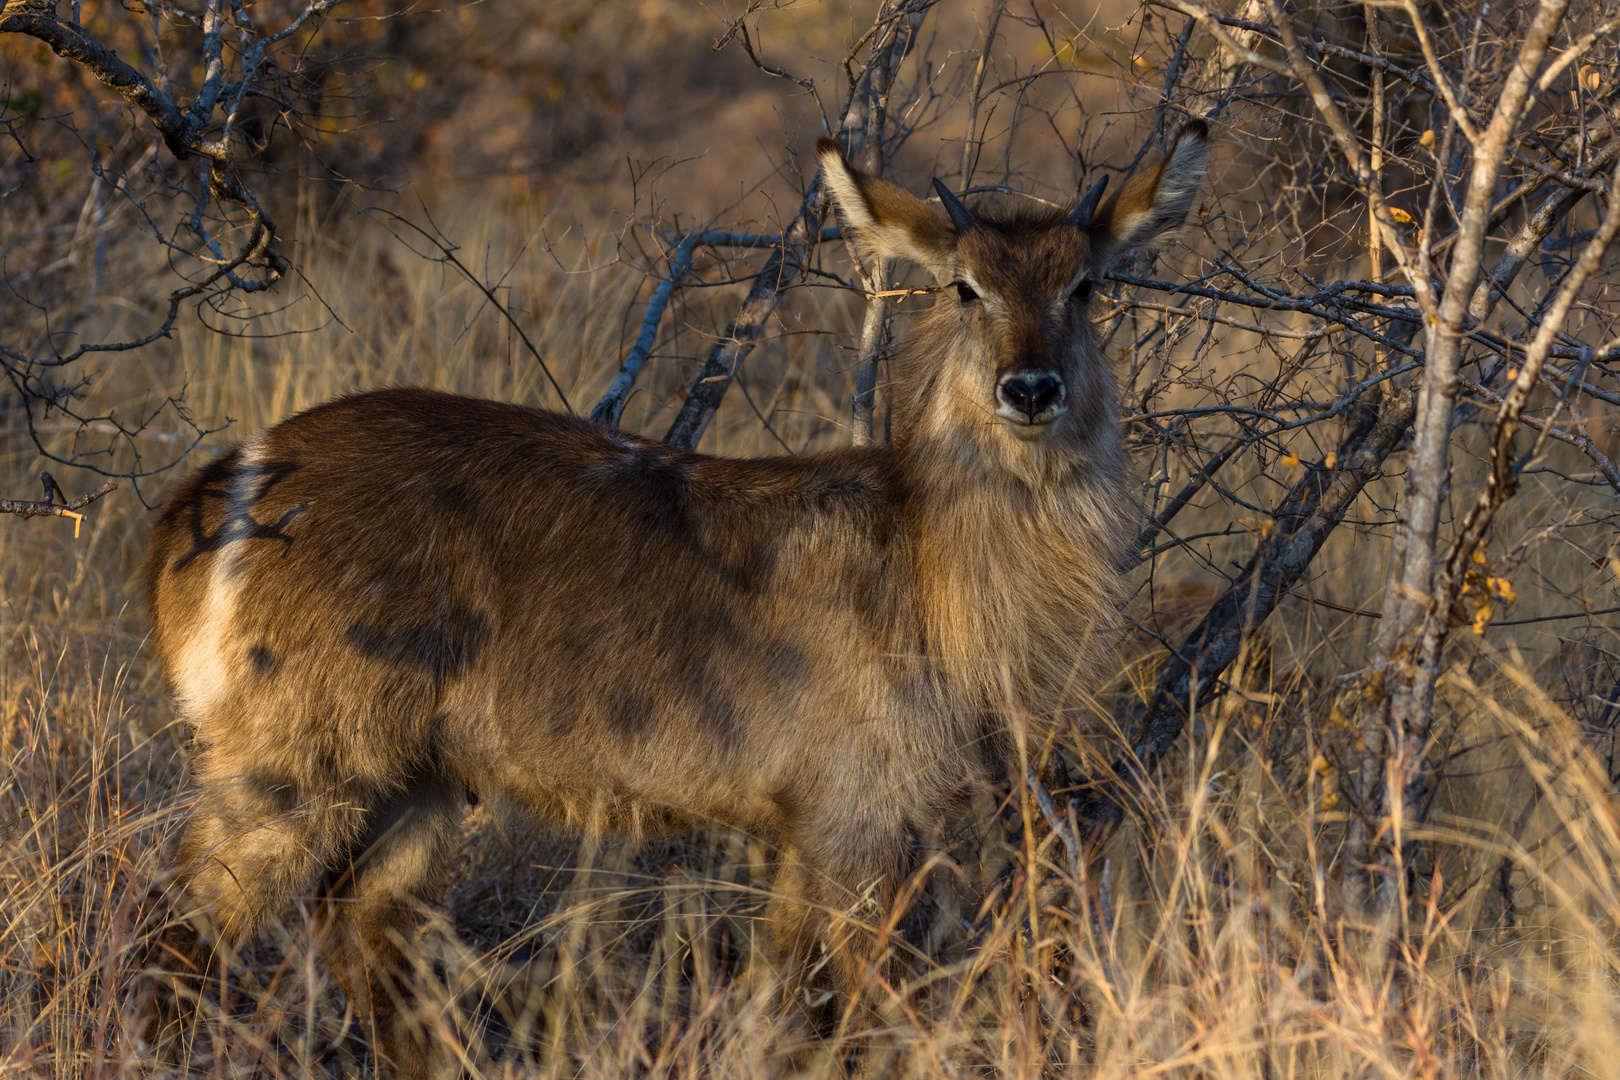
778 813 913 1034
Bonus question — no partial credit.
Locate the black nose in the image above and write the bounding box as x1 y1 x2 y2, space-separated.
999 373 1063 420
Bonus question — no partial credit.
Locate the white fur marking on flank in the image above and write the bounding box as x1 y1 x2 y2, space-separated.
171 434 267 718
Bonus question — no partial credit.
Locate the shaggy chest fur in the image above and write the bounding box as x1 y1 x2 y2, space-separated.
905 459 1129 736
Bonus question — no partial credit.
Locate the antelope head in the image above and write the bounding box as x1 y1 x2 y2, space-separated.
818 123 1210 474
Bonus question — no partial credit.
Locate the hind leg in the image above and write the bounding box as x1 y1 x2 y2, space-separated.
319 780 464 1080
150 768 351 1052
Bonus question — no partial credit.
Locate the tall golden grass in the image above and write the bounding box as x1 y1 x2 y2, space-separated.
3 188 1619 1078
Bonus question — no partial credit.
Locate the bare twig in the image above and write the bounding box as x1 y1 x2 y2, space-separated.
0 472 117 536
593 233 701 427
663 183 827 450
366 208 574 415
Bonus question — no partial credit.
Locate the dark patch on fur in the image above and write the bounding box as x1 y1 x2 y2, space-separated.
239 769 301 816
689 680 746 755
762 641 808 686
347 604 490 682
607 689 656 740
173 458 309 573
249 645 275 676
717 537 782 595
432 480 485 523
624 452 691 535
672 605 747 751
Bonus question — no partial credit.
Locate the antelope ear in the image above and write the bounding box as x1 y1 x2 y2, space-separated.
817 138 959 282
1090 120 1210 271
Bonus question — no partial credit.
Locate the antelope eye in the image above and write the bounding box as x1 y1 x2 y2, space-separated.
1072 279 1094 303
954 281 979 303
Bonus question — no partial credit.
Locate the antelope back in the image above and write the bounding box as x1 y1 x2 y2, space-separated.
145 393 950 833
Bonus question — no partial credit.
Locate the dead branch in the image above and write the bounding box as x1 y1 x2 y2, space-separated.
591 227 844 427
1423 163 1620 686
1081 383 1418 837
0 472 117 535
0 0 346 493
837 0 929 446
663 189 828 450
656 0 935 449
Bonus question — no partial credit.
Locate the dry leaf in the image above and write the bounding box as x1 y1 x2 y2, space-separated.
1488 576 1517 604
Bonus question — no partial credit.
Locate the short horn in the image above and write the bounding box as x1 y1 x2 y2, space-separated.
1068 175 1109 230
931 178 976 232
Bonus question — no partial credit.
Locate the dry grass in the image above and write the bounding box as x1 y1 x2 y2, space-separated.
3 182 1620 1079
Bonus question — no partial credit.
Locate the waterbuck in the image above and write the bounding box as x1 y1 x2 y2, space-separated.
146 122 1209 1076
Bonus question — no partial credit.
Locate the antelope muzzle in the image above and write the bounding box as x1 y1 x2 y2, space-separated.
995 369 1067 431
